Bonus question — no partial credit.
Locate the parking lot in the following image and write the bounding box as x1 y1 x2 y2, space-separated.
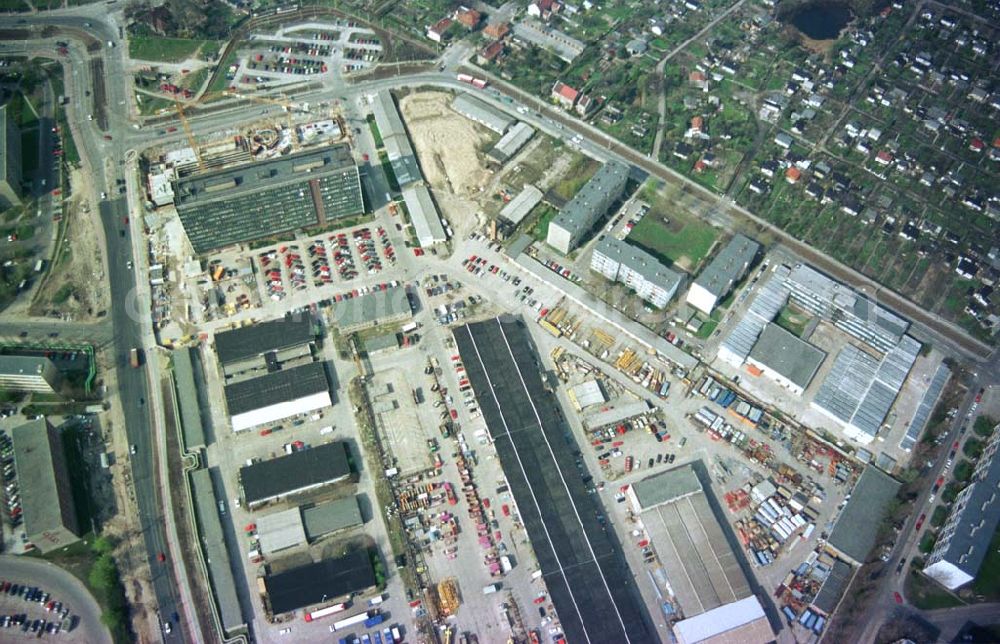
229 21 383 90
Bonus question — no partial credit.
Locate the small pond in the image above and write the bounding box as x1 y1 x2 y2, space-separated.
786 2 853 40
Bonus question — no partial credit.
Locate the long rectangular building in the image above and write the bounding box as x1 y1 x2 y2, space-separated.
225 362 331 432
455 316 652 643
174 145 364 253
686 234 760 315
264 549 377 615
0 355 63 394
924 422 1000 589
190 468 245 633
331 285 412 333
451 93 515 134
591 236 684 309
488 121 535 164
11 419 80 553
371 90 422 187
546 161 629 254
240 441 352 508
499 184 543 226
826 467 901 565
214 313 315 375
401 184 447 247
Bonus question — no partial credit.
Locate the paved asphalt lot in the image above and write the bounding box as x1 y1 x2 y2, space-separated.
0 555 111 644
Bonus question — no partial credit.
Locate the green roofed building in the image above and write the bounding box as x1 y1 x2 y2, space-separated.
174 144 363 253
827 466 901 565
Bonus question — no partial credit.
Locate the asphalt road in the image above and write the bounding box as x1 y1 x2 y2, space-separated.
98 197 184 643
0 554 112 644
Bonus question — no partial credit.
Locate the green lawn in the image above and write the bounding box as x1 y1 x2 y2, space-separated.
528 204 558 242
128 36 213 63
905 569 965 610
972 525 1000 600
776 305 811 338
627 212 718 272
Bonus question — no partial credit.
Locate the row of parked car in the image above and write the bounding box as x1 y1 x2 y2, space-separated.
0 579 77 635
2 430 22 529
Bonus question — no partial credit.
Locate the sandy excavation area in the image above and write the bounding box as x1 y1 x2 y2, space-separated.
398 91 493 196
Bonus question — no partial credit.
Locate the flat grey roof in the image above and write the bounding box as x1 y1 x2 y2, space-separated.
748 323 826 390
694 234 760 297
401 185 446 246
489 121 535 162
451 93 515 134
900 364 950 451
827 467 901 564
812 559 853 614
372 90 422 187
172 347 206 451
174 145 363 253
595 236 684 299
632 466 703 510
499 184 543 225
550 161 629 238
636 465 752 616
330 285 412 330
302 496 364 540
241 441 352 506
214 313 315 365
224 362 330 416
257 507 307 553
0 104 16 185
0 355 55 378
190 468 244 633
11 419 79 544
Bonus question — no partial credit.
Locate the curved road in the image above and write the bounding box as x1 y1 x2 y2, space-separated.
0 555 112 644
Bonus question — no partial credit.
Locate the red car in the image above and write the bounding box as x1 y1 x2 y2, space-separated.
915 513 926 531
157 552 166 563
893 592 903 604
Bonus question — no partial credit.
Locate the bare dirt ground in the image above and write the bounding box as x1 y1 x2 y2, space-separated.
30 167 108 319
398 91 493 197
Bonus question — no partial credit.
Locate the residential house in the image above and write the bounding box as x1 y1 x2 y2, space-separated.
427 18 452 43
575 94 595 116
551 81 579 109
456 8 481 29
484 22 511 39
477 40 506 65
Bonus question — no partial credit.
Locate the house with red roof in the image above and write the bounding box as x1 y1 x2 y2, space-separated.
551 81 579 110
477 40 506 65
456 8 481 29
484 21 511 39
427 17 453 43
785 167 801 184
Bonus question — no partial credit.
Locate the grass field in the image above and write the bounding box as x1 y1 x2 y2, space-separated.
905 570 964 610
627 211 717 272
128 36 213 63
776 305 810 338
528 204 558 242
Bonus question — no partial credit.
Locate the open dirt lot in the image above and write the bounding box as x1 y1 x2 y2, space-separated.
398 91 492 197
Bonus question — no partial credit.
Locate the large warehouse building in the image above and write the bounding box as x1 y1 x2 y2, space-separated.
628 465 774 642
224 361 332 432
451 93 514 134
11 418 81 553
240 441 353 508
0 103 22 209
686 234 761 315
173 145 364 253
256 496 364 554
214 313 316 378
811 336 920 444
263 549 377 615
745 323 826 395
826 467 901 565
716 267 790 368
331 285 412 333
190 468 245 633
371 90 422 187
546 161 629 254
923 422 1000 589
783 263 908 354
455 316 652 643
591 236 684 309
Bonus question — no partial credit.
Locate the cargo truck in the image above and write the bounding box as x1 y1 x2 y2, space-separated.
129 348 141 368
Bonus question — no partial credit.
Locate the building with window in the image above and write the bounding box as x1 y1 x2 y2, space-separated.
173 145 363 253
923 422 1000 589
686 234 760 315
591 236 683 308
0 356 64 394
546 161 629 254
0 103 22 209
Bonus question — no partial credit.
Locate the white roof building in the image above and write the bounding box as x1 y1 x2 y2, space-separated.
673 596 773 644
402 185 447 246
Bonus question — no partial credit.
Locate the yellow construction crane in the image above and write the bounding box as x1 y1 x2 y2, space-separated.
173 101 205 171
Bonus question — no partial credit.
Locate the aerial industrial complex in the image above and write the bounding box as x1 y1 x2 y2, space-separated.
2 4 998 644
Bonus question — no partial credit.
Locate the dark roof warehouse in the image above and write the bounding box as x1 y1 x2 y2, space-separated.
264 549 377 614
240 441 352 507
